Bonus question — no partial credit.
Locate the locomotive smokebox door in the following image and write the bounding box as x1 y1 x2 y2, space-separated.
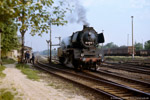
98 33 105 43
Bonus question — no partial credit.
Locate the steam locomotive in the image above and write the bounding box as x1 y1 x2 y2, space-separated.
58 25 105 70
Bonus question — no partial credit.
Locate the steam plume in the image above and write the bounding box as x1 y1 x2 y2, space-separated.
68 0 89 25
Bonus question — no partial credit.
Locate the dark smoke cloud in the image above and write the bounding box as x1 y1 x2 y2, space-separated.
68 0 89 25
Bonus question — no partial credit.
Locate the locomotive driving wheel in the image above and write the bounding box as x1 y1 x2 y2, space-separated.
70 53 78 70
88 65 91 70
59 57 65 64
94 64 98 71
91 63 97 71
64 56 69 65
78 64 83 71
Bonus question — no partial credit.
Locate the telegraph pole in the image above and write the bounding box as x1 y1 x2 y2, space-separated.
127 34 129 46
46 40 50 61
131 16 134 59
142 39 143 49
101 30 104 61
0 30 2 65
48 21 52 63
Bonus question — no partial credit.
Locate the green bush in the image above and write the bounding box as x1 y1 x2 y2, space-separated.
2 58 16 64
0 65 6 78
0 91 14 100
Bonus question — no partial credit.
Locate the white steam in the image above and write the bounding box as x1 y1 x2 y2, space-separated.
61 37 71 49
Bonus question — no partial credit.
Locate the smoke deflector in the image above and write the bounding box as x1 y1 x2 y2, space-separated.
98 33 105 43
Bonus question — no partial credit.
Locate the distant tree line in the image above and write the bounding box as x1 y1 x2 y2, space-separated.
100 40 150 50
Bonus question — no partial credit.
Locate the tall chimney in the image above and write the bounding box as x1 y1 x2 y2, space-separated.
83 25 88 29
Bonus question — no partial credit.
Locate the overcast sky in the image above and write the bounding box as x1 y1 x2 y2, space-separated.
23 0 150 51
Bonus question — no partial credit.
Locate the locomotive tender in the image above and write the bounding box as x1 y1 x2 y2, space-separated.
58 25 105 70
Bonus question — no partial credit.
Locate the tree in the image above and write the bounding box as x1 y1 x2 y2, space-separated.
0 0 19 24
0 0 71 63
103 42 118 49
1 21 19 57
13 0 71 62
0 0 19 64
134 42 143 50
144 40 150 50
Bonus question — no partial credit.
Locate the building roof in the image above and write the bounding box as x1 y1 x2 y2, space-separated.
24 46 32 51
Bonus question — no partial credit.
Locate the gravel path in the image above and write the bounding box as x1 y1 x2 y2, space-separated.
0 64 87 100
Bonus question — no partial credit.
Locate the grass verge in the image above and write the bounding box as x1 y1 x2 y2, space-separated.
0 65 6 78
0 88 14 100
16 64 39 81
2 58 16 64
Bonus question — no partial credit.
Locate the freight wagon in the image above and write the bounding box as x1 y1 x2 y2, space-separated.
103 46 135 56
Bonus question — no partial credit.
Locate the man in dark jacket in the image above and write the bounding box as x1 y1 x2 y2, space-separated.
25 51 30 63
30 53 35 64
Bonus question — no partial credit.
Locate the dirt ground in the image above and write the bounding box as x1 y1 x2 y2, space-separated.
0 64 88 100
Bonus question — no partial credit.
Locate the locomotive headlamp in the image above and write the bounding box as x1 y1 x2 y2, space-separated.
99 54 102 57
81 53 84 57
89 32 92 36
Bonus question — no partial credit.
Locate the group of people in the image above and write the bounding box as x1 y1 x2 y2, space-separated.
25 51 35 64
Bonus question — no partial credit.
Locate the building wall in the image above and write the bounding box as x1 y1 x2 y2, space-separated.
6 46 32 59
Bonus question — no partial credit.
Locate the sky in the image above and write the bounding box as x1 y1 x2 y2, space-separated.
23 0 150 51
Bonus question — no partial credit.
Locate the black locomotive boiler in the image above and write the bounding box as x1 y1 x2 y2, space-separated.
58 25 105 70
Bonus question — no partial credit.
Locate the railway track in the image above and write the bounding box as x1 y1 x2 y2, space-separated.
115 62 150 70
102 62 150 75
105 60 150 69
35 61 150 100
82 70 150 93
35 61 121 100
126 60 150 67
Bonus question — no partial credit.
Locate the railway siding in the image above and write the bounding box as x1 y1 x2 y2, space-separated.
82 70 150 93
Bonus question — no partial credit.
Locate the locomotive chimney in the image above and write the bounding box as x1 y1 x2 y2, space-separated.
83 25 88 29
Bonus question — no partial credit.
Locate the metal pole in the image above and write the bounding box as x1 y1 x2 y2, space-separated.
142 39 143 49
101 30 104 61
54 48 56 59
48 42 50 60
127 34 129 46
46 40 50 61
131 16 134 59
49 21 52 63
0 31 2 65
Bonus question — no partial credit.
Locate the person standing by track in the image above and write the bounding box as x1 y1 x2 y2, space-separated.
25 51 30 63
30 53 35 64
